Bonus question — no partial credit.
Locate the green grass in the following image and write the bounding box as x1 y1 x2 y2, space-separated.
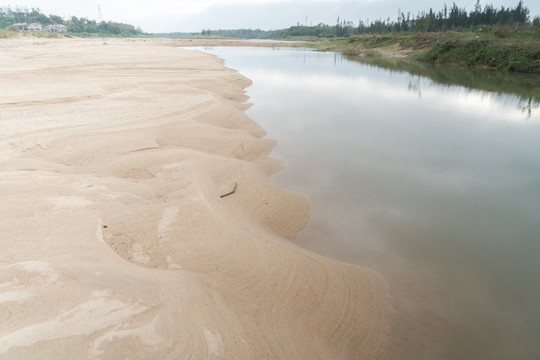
417 39 540 72
413 27 540 73
312 27 540 73
0 28 17 38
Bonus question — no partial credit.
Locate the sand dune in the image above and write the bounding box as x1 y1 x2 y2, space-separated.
0 37 391 359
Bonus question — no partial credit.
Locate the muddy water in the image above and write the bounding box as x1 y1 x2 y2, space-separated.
193 46 540 360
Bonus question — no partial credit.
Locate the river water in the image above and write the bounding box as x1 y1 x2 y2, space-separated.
191 46 540 360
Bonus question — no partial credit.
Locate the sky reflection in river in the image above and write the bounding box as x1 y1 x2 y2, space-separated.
192 46 540 360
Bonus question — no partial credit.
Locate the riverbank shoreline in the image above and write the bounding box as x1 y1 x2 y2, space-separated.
171 31 540 73
0 37 391 359
309 30 540 73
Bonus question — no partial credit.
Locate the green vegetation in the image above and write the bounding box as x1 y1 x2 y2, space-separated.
66 17 145 37
0 28 17 38
313 28 540 73
170 1 539 73
416 33 540 72
0 8 145 37
187 1 537 39
2 3 538 72
0 9 51 28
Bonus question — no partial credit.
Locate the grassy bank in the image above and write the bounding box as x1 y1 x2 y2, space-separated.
0 28 17 38
313 27 540 73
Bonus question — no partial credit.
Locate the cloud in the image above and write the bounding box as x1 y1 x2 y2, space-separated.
108 0 212 18
22 0 540 33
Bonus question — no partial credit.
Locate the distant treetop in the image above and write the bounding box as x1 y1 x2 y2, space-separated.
0 8 145 36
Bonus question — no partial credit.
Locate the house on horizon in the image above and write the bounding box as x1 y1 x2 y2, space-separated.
27 23 42 31
11 23 27 30
46 24 67 33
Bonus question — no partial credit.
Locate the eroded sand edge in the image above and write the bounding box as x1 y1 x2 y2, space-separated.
0 37 391 359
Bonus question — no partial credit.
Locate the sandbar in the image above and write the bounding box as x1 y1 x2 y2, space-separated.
0 37 391 359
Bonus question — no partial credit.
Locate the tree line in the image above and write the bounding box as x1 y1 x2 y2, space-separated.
361 0 533 34
67 16 144 36
0 9 144 36
196 1 538 39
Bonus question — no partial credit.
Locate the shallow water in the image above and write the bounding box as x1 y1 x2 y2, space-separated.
191 46 540 359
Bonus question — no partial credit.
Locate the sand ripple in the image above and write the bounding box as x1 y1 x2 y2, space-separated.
0 38 391 359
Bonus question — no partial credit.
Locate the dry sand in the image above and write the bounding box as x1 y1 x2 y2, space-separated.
0 37 391 359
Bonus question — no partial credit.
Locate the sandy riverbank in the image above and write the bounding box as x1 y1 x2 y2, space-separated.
0 37 391 359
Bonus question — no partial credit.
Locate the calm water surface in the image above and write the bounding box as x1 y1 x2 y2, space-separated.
192 46 540 360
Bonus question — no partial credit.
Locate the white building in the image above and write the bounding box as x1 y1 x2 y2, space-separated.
27 22 42 31
0 4 30 14
46 24 67 33
11 22 26 30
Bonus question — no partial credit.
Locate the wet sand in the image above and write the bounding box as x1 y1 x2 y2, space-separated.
0 37 390 359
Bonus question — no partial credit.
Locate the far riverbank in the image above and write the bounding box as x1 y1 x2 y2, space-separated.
310 29 540 73
173 29 540 73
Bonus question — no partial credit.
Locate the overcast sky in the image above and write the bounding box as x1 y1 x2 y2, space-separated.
18 0 540 33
